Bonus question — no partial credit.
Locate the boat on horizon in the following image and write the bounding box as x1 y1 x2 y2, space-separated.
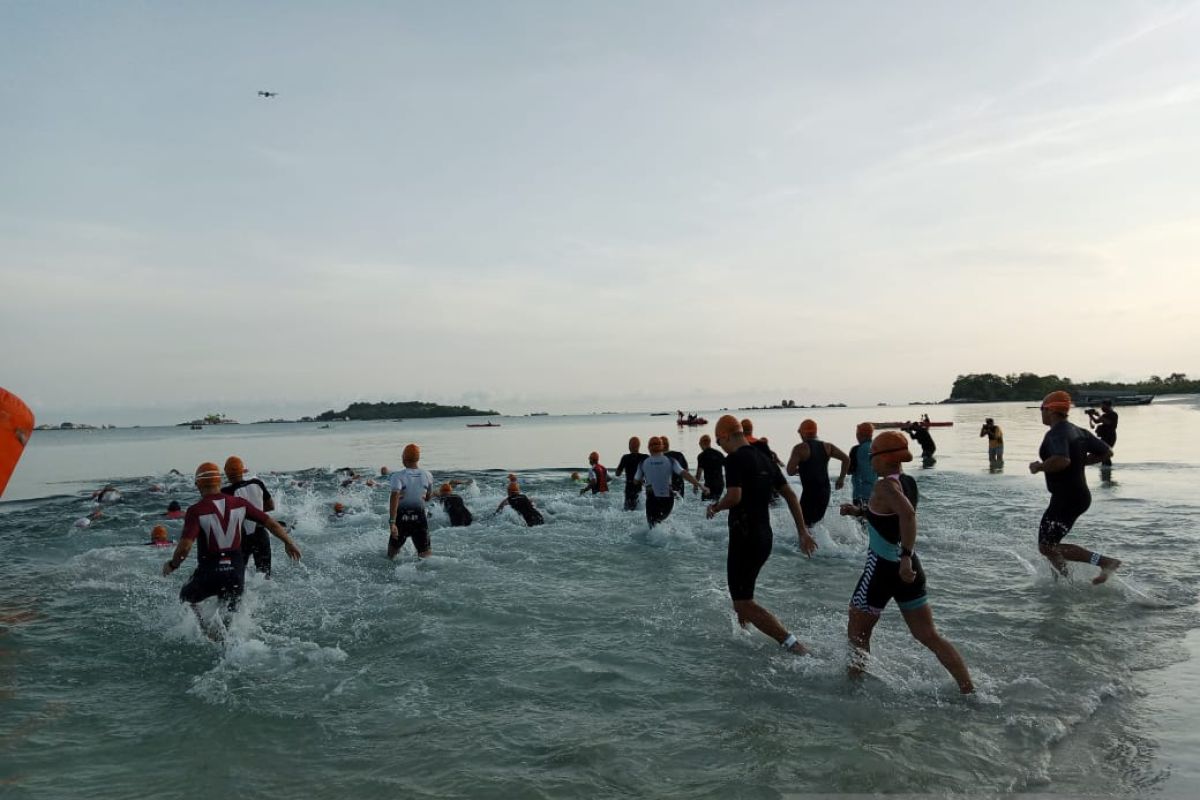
466 421 501 428
1077 394 1154 407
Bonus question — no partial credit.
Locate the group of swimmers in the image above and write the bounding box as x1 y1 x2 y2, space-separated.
156 391 1119 689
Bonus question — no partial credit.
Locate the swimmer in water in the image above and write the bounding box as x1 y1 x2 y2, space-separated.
634 437 703 527
660 435 688 497
846 423 877 512
496 481 544 527
785 419 849 527
1030 391 1120 583
221 457 275 578
580 452 609 495
332 502 347 519
147 525 174 548
839 431 974 693
706 416 816 654
434 483 473 527
162 463 301 639
388 444 434 558
695 434 726 502
613 437 648 511
165 500 184 520
741 417 784 468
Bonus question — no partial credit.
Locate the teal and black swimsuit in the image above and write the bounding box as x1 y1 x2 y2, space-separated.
849 475 928 615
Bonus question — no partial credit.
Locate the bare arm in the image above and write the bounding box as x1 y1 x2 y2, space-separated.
681 469 703 490
777 483 816 556
161 538 195 576
263 515 301 561
828 443 849 488
785 443 805 476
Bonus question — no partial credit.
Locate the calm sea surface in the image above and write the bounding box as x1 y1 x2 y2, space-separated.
2 399 1198 798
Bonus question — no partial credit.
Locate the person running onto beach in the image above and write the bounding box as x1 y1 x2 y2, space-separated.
838 431 974 693
635 437 703 527
846 423 877 511
580 452 609 495
661 435 688 496
706 416 816 654
785 419 849 527
695 434 726 501
614 437 648 511
435 483 473 527
1086 400 1118 475
221 456 275 577
741 418 784 467
903 421 937 464
980 418 1004 467
162 463 301 638
388 444 434 558
496 481 544 527
1029 391 1120 583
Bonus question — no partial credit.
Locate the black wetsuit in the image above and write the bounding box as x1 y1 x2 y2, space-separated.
1095 409 1118 467
436 495 473 527
1038 421 1110 545
221 478 273 577
795 439 831 526
696 447 726 501
665 450 688 496
615 452 648 511
507 494 544 527
723 444 785 601
906 425 937 459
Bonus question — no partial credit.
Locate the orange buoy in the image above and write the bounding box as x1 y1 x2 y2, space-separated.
0 387 34 497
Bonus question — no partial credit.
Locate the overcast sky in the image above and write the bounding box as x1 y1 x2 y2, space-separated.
3 1 1198 425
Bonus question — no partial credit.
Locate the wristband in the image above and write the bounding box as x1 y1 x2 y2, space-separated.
169 556 183 569
389 517 396 524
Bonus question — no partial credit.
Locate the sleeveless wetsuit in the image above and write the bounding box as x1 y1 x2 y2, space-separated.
507 494 544 527
437 494 473 527
848 441 877 506
796 439 831 525
849 475 927 615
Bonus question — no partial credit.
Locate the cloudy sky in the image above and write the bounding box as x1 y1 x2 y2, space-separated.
3 1 1198 424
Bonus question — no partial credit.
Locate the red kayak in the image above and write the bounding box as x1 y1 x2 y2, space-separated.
872 421 954 429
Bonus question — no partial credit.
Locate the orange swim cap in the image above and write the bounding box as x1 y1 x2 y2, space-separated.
439 483 453 495
856 422 874 439
402 443 420 464
659 436 670 449
740 418 754 435
507 481 520 495
628 437 640 450
507 472 517 481
589 451 599 463
647 436 664 453
870 431 913 464
714 415 743 440
151 524 169 542
224 456 245 480
699 434 711 447
1041 390 1072 414
334 502 345 512
799 419 818 438
194 462 222 493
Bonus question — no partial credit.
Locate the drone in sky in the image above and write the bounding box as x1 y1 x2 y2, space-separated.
257 91 278 98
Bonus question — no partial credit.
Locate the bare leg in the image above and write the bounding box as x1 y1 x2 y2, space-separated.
1037 542 1070 577
1040 542 1120 584
900 605 973 693
847 608 880 680
190 604 223 642
732 599 806 654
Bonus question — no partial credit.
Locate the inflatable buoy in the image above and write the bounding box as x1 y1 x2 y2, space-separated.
0 387 34 498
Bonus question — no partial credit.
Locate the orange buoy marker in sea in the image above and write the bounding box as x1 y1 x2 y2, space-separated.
0 387 34 498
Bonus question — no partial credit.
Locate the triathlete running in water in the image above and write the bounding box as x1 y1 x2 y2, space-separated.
580 452 609 495
435 483 473 527
613 437 648 511
1086 400 1118 474
1030 391 1120 583
706 416 816 654
846 422 877 511
496 482 544 527
634 437 702 527
660 435 688 497
695 434 726 502
785 419 849 526
388 444 434 558
221 456 275 577
162 463 301 638
839 432 973 693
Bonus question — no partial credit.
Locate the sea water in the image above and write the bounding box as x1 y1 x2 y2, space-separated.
2 399 1198 798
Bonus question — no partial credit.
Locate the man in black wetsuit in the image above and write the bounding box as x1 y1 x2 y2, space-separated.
1086 400 1118 475
903 421 937 465
435 483 473 526
785 419 849 527
221 456 275 577
613 437 648 511
695 434 726 501
496 481 544 527
1029 391 1121 583
661 435 688 497
706 415 816 654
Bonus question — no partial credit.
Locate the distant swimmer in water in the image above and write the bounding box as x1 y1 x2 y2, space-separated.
388 444 434 558
695 434 726 502
635 437 703 527
1030 391 1120 584
496 482 544 527
741 418 783 467
1085 400 1118 477
165 500 184 519
333 502 347 519
980 418 1004 468
569 472 582 484
221 457 275 578
580 452 609 495
91 485 121 503
162 463 301 638
847 423 877 512
614 437 648 511
435 483 473 527
706 416 816 654
660 436 688 497
785 419 849 527
903 420 937 465
839 431 974 693
147 525 174 548
379 466 390 478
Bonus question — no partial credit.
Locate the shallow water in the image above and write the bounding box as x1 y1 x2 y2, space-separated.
2 400 1198 797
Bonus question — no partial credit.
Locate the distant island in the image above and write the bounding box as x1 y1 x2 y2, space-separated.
177 413 239 427
315 401 499 421
949 372 1197 402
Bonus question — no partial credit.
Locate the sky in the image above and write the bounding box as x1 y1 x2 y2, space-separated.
3 1 1198 425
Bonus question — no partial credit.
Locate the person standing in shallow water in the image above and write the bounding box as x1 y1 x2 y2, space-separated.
221 456 275 577
613 437 648 511
839 432 974 693
706 416 816 654
695 434 726 502
1030 391 1120 583
635 437 703 527
1086 400 1118 478
660 435 688 497
846 422 877 512
388 444 434 559
980 418 1004 468
785 419 849 527
580 451 609 495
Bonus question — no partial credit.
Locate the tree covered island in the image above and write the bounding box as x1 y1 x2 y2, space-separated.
315 401 499 421
949 372 1197 402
